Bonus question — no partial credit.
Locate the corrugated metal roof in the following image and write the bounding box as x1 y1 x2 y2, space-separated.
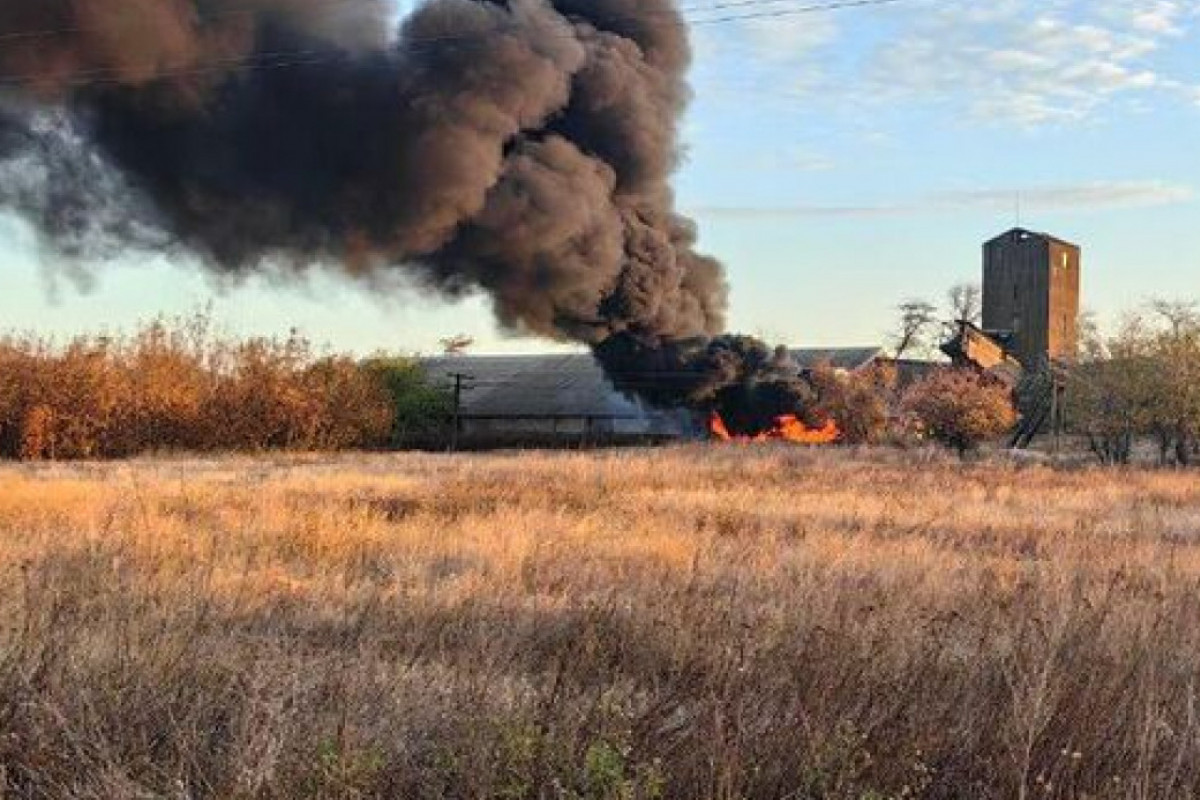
883 358 943 388
790 347 884 371
423 354 646 418
422 347 884 419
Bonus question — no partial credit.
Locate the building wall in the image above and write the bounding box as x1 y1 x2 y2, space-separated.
457 413 698 447
983 230 1080 366
1046 240 1081 360
463 418 586 436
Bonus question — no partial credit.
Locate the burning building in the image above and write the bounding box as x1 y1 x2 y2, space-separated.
424 347 883 447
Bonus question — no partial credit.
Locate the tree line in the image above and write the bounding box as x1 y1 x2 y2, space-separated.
1065 301 1200 465
0 313 452 460
0 310 1022 460
5 297 1194 463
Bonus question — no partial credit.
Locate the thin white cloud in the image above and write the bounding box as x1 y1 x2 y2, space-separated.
864 1 1188 125
691 180 1196 219
693 204 894 220
752 145 837 172
740 14 840 62
690 10 840 98
1129 0 1184 34
691 6 839 62
938 181 1195 210
691 0 1196 126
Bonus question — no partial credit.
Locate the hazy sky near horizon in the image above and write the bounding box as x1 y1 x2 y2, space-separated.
1 0 1197 354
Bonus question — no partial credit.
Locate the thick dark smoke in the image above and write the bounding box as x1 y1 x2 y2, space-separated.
597 333 823 433
0 0 813 433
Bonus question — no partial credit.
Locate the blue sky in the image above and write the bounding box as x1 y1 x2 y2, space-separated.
1 0 1197 353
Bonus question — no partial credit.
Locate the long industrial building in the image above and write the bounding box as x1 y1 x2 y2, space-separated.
423 348 885 447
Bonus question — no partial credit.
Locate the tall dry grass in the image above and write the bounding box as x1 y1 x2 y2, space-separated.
3 447 1200 798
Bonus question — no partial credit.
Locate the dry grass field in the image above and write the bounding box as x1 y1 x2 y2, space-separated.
3 447 1200 799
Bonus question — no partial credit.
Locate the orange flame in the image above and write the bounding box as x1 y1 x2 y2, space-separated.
709 412 840 445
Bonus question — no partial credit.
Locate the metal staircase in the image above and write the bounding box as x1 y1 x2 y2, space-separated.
1010 365 1063 450
1011 380 1051 448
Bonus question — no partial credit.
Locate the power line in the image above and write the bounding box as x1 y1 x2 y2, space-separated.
0 48 333 88
0 0 376 43
681 0 807 10
0 0 919 88
0 0 905 43
689 0 908 24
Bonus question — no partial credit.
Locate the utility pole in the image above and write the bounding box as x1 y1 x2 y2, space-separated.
1048 366 1066 459
1056 376 1067 457
1049 372 1060 458
447 372 473 453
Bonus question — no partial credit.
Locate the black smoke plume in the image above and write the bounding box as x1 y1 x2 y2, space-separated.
0 0 814 434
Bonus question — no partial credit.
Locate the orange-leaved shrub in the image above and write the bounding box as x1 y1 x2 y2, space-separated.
808 361 897 444
0 315 422 460
902 367 1017 455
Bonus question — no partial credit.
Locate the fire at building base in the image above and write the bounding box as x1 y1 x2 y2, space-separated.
422 347 885 449
709 412 841 444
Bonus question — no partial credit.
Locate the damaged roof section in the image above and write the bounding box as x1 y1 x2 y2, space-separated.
942 321 1023 386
